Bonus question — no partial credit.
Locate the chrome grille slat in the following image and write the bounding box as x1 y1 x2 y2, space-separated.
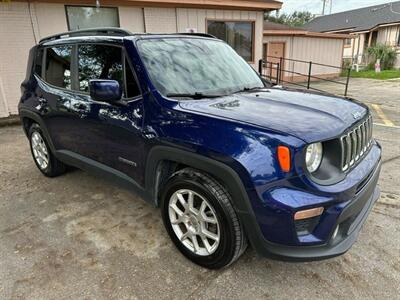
350 131 357 165
345 135 351 169
369 116 373 145
340 116 373 171
359 124 364 155
362 121 367 152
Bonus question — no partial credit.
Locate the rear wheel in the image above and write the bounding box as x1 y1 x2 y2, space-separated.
161 168 247 269
28 123 66 177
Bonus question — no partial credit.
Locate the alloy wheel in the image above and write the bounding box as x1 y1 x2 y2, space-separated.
168 189 220 256
31 131 49 170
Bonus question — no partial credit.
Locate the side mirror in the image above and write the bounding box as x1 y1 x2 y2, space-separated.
89 79 122 103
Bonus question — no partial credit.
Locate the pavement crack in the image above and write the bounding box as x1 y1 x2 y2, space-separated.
382 155 400 165
372 209 400 221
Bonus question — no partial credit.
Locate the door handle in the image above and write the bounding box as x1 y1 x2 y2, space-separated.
73 103 88 111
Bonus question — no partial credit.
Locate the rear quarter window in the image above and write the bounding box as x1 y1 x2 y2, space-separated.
45 45 72 89
34 48 44 77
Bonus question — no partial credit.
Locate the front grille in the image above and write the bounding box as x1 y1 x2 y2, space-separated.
340 115 373 171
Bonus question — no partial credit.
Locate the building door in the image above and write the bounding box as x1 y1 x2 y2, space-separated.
266 42 285 83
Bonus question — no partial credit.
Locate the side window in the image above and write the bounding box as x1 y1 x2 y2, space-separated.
34 48 44 77
78 44 123 93
45 45 72 89
125 57 141 98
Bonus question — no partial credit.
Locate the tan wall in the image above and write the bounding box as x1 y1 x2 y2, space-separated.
0 2 264 117
377 25 400 46
343 40 353 58
34 3 68 39
263 35 344 80
341 33 366 65
144 7 177 33
118 6 145 33
0 2 36 117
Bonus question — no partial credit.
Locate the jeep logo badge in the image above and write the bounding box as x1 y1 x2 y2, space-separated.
352 111 362 119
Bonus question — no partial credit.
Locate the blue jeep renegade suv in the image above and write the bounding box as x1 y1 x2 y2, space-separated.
19 28 381 269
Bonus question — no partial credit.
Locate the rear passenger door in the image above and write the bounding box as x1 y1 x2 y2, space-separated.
35 44 75 151
69 43 145 184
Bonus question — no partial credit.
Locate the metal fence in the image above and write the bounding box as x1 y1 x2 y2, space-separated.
258 56 352 97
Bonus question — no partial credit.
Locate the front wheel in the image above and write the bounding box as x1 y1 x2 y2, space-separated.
161 168 247 269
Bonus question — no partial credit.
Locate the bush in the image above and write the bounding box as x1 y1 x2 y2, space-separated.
366 44 397 70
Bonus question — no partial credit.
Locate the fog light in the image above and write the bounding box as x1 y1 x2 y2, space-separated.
332 225 339 240
294 207 324 220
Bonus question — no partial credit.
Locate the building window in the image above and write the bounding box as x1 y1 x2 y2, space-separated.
207 21 254 62
397 29 400 46
66 6 119 30
344 38 352 47
45 45 72 89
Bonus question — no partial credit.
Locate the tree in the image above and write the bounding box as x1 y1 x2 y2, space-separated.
265 11 314 28
367 44 397 70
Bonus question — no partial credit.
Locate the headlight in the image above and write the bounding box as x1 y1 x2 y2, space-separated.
305 142 323 173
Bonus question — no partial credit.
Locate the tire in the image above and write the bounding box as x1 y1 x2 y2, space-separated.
28 123 66 177
161 168 247 269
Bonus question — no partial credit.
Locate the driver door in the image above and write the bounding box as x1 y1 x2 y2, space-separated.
68 43 145 184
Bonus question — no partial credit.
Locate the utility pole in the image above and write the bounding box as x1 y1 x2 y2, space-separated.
330 0 333 14
322 0 326 15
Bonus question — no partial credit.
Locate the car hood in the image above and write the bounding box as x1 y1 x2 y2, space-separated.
178 88 368 143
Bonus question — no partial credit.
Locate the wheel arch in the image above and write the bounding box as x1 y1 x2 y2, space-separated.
19 109 56 153
146 146 269 253
146 146 251 213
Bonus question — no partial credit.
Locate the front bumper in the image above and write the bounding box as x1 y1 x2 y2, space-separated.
238 144 381 261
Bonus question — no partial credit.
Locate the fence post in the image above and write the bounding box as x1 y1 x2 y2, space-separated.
344 68 351 96
276 63 280 85
269 62 273 81
279 57 284 83
307 61 312 89
258 59 263 76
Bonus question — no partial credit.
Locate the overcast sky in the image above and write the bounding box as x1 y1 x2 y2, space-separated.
280 0 395 14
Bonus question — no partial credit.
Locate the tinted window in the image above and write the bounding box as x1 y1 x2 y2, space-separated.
66 6 119 30
45 46 72 89
78 44 123 93
34 48 44 77
125 57 140 98
207 21 254 62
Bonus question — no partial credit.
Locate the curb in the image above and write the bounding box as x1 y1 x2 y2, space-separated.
0 116 21 127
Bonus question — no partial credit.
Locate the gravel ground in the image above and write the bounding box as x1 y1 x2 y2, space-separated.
0 78 399 300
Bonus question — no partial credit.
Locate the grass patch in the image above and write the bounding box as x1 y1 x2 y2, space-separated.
345 69 400 80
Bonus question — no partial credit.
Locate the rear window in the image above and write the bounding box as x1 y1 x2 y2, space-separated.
45 45 72 89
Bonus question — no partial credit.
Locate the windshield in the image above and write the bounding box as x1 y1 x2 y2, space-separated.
137 38 264 97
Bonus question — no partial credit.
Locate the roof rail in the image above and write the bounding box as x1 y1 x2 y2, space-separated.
178 33 217 39
39 27 132 44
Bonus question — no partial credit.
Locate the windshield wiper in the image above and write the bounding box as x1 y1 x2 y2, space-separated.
166 92 225 99
233 86 267 94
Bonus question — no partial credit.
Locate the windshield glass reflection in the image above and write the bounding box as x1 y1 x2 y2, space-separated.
137 38 264 97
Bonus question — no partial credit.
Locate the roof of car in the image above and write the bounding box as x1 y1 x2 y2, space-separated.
39 28 216 45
